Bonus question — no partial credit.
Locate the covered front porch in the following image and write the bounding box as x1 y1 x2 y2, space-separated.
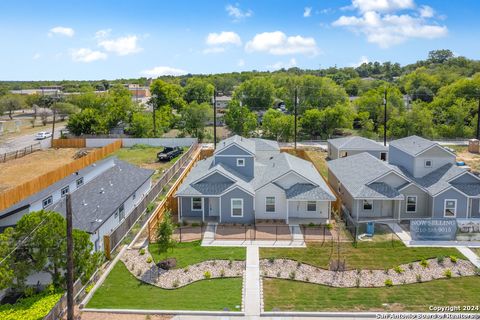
352 198 403 224
286 199 331 225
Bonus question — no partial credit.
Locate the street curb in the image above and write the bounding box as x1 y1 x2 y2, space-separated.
81 308 244 316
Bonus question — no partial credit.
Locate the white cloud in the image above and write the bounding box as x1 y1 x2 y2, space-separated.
202 47 226 54
140 66 188 77
303 7 312 17
71 48 107 62
206 31 242 46
351 55 369 67
419 5 434 18
49 26 75 37
333 1 447 48
268 58 297 70
94 29 112 39
226 4 253 21
98 35 142 56
32 53 41 60
237 59 245 67
245 31 319 56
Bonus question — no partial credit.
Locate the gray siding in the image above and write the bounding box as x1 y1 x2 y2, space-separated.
432 188 469 219
413 146 455 178
388 145 415 174
220 188 255 224
470 199 480 218
327 143 338 159
398 184 430 219
214 155 254 178
180 197 203 218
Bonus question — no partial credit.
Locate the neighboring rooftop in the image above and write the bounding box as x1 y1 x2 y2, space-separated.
389 135 437 156
328 136 387 151
214 135 256 155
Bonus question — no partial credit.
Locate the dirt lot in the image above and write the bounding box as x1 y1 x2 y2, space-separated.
448 145 480 172
0 148 79 192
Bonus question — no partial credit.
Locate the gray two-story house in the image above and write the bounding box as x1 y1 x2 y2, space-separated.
328 135 480 225
175 135 336 225
327 136 388 161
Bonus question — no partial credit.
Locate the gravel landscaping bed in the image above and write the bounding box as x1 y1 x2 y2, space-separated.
121 248 245 289
260 258 477 287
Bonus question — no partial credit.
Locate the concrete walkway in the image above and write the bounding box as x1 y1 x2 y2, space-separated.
457 247 480 268
244 245 261 318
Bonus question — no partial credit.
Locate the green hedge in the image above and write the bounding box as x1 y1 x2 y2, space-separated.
0 292 62 320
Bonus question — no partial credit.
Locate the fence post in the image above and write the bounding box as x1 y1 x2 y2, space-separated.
104 235 111 260
275 226 278 242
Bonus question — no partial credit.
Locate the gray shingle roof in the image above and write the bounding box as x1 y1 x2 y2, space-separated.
52 159 154 233
0 157 116 218
285 183 336 201
451 183 480 196
215 135 255 155
389 135 437 156
328 136 387 151
357 182 403 199
252 138 280 152
328 152 408 199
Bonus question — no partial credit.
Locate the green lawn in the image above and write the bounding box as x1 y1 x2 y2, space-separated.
87 262 242 311
149 240 246 268
263 277 480 312
0 292 62 320
260 240 464 270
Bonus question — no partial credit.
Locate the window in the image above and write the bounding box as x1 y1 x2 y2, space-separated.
424 160 432 168
237 158 245 167
444 199 457 217
42 196 53 208
406 196 417 213
380 152 387 161
265 197 275 212
231 199 243 217
118 203 125 220
76 177 84 187
307 201 317 212
61 186 69 197
192 197 202 211
363 200 373 211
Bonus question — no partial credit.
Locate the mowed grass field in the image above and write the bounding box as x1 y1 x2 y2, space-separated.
263 277 480 312
87 262 243 311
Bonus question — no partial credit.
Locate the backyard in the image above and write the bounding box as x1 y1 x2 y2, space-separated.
446 145 480 172
263 276 480 312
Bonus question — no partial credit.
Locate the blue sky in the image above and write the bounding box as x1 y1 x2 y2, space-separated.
1 0 479 80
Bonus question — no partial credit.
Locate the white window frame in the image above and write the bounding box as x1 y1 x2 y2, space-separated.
191 197 203 211
76 177 84 188
444 199 457 218
236 158 245 167
363 200 373 211
265 197 276 213
307 201 317 212
42 196 53 209
424 159 433 168
231 198 244 217
406 195 417 213
61 186 69 198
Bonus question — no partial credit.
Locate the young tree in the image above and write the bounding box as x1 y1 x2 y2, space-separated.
156 211 175 255
184 78 214 104
224 100 257 137
0 94 25 119
179 102 212 140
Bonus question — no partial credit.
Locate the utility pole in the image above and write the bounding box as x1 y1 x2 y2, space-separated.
152 95 157 137
294 87 298 150
51 91 57 145
66 193 74 320
383 89 387 147
213 89 217 149
477 96 480 140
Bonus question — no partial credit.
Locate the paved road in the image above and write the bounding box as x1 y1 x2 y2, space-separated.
0 125 64 154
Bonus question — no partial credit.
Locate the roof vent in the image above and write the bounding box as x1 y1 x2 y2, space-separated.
109 181 113 187
95 218 103 223
82 200 87 206
100 187 105 194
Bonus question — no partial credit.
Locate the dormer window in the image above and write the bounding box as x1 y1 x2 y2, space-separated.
424 160 432 168
237 158 245 167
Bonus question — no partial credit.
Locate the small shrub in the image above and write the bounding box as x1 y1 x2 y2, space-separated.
444 269 452 278
229 259 233 267
437 256 445 265
326 223 333 230
356 269 361 275
268 257 275 264
85 283 95 294
384 268 389 274
172 279 179 288
297 261 302 268
420 259 429 268
139 248 145 255
184 267 189 273
220 269 225 277
408 263 413 270
394 266 404 274
289 271 296 280
24 286 36 297
191 222 200 227
416 274 422 282
204 271 211 279
46 283 56 294
277 271 281 277
384 279 393 287
308 222 315 227
450 255 458 263
355 278 360 288
305 277 310 282
146 202 155 213
146 257 152 263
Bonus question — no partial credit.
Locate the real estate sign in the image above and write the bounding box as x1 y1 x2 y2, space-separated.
410 219 457 241
456 219 480 241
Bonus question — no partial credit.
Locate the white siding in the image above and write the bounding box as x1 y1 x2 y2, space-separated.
413 146 455 178
288 200 329 219
255 183 287 220
275 172 309 189
374 172 409 188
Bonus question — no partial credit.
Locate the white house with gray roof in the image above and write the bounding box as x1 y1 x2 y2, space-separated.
175 135 336 225
328 135 480 226
327 136 388 160
0 157 154 252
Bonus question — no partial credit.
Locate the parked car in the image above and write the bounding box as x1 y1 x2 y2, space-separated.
35 131 52 140
157 146 182 161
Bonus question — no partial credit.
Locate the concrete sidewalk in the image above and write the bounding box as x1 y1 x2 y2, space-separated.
244 246 261 318
457 247 480 268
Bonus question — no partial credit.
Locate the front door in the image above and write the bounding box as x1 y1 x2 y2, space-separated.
209 198 219 217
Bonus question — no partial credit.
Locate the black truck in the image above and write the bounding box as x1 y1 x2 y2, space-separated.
157 146 183 161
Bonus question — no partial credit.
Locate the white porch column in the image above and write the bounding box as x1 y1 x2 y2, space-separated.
177 197 181 222
286 200 289 224
202 198 205 222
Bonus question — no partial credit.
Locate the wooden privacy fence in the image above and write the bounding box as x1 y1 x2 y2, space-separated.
0 140 122 211
0 142 41 163
281 147 341 214
147 148 209 242
52 138 86 148
103 143 201 256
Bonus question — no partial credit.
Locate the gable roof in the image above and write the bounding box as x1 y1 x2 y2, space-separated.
389 135 452 157
52 159 154 233
328 152 406 199
214 135 255 155
328 136 387 151
285 183 336 201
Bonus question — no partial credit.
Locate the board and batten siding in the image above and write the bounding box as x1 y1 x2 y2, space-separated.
255 183 288 220
432 188 469 219
398 184 430 219
219 187 255 224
